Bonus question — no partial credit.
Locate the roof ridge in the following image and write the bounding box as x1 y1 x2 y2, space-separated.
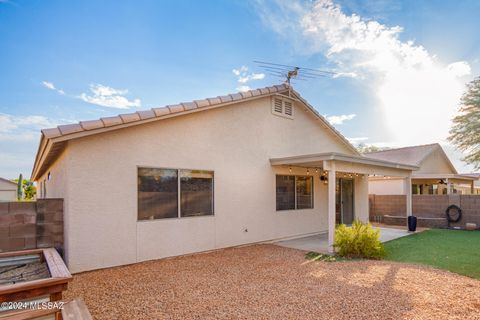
365 143 439 154
41 83 290 139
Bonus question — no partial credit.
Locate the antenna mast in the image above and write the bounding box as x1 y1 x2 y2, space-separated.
253 60 336 85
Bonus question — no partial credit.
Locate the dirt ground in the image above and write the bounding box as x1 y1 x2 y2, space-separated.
65 245 480 320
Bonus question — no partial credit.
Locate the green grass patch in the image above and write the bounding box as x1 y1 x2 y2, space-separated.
384 229 480 279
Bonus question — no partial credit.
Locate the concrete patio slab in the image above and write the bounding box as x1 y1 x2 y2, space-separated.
273 227 413 253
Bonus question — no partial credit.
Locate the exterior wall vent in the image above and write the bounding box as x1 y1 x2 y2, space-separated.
271 96 294 119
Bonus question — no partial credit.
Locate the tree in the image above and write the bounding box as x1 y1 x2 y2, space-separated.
16 173 23 201
13 175 37 201
449 77 480 169
356 143 388 154
23 181 36 200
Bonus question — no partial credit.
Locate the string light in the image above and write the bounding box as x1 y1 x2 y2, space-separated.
289 166 292 173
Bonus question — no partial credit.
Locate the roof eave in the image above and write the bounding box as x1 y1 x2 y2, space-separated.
30 84 291 180
270 152 418 171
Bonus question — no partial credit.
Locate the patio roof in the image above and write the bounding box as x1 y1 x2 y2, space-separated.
270 152 418 174
411 173 478 181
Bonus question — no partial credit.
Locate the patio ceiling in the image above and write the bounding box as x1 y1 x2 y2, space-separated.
270 152 418 177
412 173 478 182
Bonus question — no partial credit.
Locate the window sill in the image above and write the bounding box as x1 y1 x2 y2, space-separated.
137 215 215 223
276 208 315 213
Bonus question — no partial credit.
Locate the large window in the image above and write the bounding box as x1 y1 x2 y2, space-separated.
138 168 178 220
180 170 214 217
296 176 314 209
138 168 214 220
276 175 313 211
276 175 295 210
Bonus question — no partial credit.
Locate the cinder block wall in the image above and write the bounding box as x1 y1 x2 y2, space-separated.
460 195 480 226
369 194 406 220
369 194 480 228
412 195 450 218
0 199 63 252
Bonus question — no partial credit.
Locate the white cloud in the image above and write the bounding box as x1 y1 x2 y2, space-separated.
347 136 369 143
446 61 471 77
0 114 54 134
41 81 65 95
236 85 251 92
0 113 75 178
0 113 67 143
232 66 248 76
326 113 356 125
232 66 265 88
256 0 472 147
333 72 358 78
79 84 141 109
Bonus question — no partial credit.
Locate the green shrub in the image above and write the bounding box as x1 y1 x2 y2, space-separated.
334 220 385 259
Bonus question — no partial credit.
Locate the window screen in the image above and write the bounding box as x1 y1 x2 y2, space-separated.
296 176 313 209
276 175 295 210
138 168 178 220
180 170 214 217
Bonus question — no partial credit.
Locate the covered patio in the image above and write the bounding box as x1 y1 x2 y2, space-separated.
411 173 478 195
273 227 412 253
270 152 417 253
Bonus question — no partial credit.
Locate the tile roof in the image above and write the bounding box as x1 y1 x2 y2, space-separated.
0 177 17 186
32 83 360 180
364 144 439 166
41 84 290 139
365 143 458 174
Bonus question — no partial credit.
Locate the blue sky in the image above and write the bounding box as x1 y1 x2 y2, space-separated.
0 0 479 179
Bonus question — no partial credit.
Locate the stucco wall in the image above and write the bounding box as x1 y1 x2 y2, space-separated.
0 179 16 202
48 96 362 272
354 176 369 222
368 179 405 195
417 148 455 174
0 190 16 202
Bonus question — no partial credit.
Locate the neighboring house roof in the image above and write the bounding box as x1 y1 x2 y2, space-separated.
0 177 17 191
462 173 480 178
31 84 360 180
462 173 480 185
365 143 458 174
0 177 17 186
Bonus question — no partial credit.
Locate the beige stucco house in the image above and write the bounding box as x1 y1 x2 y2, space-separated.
0 177 17 201
366 144 477 195
31 84 416 273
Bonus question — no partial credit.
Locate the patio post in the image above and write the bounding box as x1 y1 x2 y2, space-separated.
446 178 451 195
471 181 475 194
405 174 412 227
327 161 336 253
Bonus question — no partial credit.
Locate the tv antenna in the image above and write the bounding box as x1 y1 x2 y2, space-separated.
254 60 336 84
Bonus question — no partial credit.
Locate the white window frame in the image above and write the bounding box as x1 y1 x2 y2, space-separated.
137 166 215 221
276 174 314 211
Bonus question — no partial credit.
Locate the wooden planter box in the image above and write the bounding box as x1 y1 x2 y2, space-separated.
0 248 72 304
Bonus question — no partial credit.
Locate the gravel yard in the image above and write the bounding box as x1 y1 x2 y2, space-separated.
65 245 480 320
